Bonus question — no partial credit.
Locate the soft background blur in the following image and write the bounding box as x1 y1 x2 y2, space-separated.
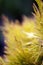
0 0 36 22
0 0 35 57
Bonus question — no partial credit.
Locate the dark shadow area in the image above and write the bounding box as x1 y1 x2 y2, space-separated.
0 30 6 57
0 0 36 23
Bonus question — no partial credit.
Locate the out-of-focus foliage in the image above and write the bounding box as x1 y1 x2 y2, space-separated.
0 0 43 65
33 0 43 40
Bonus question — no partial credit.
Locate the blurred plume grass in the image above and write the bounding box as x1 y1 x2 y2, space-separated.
0 0 43 65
